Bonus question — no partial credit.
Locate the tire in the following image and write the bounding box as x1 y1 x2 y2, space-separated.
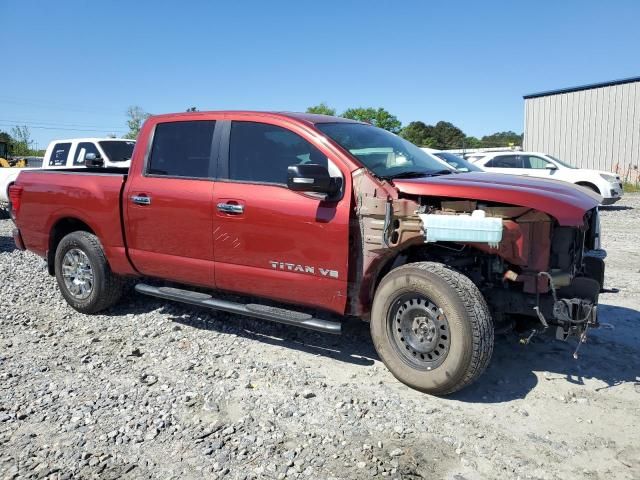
370 261 494 395
54 231 124 313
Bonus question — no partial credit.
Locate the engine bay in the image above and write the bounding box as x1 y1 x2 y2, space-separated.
350 170 605 349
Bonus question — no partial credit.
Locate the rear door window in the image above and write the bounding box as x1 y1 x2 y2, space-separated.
48 143 72 166
73 142 100 165
486 155 523 168
147 121 216 178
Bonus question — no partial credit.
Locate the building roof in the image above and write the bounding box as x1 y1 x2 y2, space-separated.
523 76 640 99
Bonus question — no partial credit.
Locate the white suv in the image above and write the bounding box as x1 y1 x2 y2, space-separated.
472 151 623 205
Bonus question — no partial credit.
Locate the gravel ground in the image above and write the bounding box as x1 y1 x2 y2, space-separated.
1 196 639 480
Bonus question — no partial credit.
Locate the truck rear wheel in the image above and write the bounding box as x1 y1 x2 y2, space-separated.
54 231 124 313
370 262 494 395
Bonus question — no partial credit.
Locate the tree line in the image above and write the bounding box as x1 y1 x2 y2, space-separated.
0 127 44 157
122 104 521 150
305 103 522 150
1 105 521 154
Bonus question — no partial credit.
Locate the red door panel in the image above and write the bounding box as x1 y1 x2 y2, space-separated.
124 176 215 287
213 182 350 314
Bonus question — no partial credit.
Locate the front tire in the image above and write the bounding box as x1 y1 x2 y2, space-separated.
370 262 494 395
54 231 123 313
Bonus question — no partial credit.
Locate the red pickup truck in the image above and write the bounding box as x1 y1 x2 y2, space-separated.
10 111 605 395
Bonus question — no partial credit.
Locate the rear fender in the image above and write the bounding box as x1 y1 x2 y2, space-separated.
46 209 136 276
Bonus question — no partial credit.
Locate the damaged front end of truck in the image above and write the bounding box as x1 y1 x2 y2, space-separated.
348 169 606 351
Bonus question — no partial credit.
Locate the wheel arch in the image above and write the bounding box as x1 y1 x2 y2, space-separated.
5 180 15 199
366 243 438 313
575 181 600 194
47 217 96 275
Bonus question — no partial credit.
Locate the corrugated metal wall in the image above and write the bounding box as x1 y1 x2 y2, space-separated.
524 81 640 181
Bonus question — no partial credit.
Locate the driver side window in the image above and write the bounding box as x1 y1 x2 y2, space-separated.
228 121 339 185
526 156 551 169
74 142 100 166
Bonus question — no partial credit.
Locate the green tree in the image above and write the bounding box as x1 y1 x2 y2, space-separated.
10 126 33 156
400 121 437 147
341 107 402 133
463 136 482 148
0 131 12 158
430 121 466 149
124 106 151 139
306 103 336 116
479 131 523 147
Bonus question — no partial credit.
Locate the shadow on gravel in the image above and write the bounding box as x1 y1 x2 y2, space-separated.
173 311 378 367
600 205 633 211
452 303 640 403
0 235 16 253
107 285 379 367
104 286 639 397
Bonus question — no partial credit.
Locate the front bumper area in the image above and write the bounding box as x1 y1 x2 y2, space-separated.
601 183 623 205
601 195 622 205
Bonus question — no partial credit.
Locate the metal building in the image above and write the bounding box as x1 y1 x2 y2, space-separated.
523 76 640 181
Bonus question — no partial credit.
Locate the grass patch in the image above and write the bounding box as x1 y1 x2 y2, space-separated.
623 182 640 193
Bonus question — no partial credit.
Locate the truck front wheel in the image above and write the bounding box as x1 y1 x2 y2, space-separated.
54 231 124 313
370 262 494 395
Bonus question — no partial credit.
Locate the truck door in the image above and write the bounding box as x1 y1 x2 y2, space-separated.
124 120 219 287
212 120 351 314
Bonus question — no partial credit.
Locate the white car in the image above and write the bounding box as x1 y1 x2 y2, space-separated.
422 148 485 172
471 151 623 205
0 137 134 203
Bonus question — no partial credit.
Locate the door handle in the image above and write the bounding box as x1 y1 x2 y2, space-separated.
217 202 244 214
131 195 151 205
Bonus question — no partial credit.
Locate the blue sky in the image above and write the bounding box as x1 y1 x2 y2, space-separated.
2 0 639 147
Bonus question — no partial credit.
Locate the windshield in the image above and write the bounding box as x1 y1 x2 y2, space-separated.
547 154 575 169
434 152 482 172
316 123 449 178
99 140 135 162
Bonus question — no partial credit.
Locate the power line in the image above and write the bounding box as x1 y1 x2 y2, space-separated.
0 123 123 133
0 97 126 116
0 118 124 130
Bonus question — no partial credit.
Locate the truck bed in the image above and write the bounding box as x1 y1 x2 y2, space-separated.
15 168 133 275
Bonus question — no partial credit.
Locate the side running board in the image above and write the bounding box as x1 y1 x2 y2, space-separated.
135 283 342 334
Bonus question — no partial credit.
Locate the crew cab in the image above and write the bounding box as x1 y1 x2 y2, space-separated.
471 151 623 205
0 137 135 204
9 112 606 395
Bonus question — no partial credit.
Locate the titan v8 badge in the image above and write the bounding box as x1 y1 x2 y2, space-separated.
269 261 339 279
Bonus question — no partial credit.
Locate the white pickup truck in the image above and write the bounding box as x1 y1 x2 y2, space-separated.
0 137 135 204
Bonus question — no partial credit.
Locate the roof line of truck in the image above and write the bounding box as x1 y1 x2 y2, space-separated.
147 111 364 126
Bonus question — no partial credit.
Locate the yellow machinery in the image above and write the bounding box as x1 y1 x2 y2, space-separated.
0 140 28 168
